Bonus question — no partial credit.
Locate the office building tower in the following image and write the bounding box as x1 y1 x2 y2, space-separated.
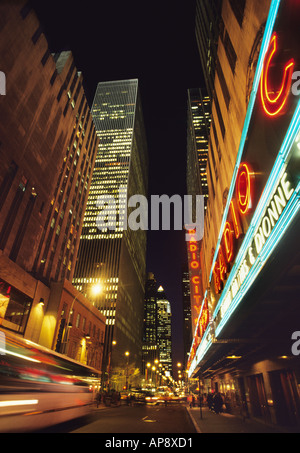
33 51 99 283
73 79 148 385
195 0 222 101
142 272 159 372
187 88 211 212
156 286 172 374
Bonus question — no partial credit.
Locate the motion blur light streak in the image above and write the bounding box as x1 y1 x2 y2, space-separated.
0 400 39 408
0 348 41 363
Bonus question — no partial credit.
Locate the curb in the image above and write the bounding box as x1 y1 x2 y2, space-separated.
185 406 202 434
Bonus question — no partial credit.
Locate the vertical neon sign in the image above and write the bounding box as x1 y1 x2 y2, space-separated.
260 33 295 117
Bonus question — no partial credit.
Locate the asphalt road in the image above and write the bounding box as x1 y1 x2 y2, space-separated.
37 403 197 434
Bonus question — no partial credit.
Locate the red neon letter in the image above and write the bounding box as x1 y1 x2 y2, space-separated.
223 221 234 263
229 200 242 239
218 247 228 282
260 33 295 117
236 163 254 215
213 261 222 294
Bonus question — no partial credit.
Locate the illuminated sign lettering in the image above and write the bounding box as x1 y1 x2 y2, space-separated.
260 33 295 117
199 298 209 339
217 171 295 325
212 162 255 294
253 172 294 255
187 231 202 327
236 163 255 215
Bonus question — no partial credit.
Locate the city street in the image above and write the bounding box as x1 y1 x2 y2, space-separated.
36 403 197 434
1 0 300 435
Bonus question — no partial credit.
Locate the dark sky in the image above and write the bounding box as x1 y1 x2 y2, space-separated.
31 0 205 370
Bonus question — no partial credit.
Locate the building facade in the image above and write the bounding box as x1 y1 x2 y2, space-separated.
39 279 106 371
0 1 102 371
195 0 223 101
188 0 300 430
73 79 149 387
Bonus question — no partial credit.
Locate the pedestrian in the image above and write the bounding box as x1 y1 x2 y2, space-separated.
130 393 135 406
213 392 223 414
95 391 101 408
192 395 195 407
207 392 213 410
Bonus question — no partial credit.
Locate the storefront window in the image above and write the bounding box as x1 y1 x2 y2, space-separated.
0 279 32 334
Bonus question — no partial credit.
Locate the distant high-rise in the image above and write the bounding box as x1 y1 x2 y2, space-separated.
73 79 148 386
156 286 172 374
142 272 158 373
195 0 222 101
187 88 211 212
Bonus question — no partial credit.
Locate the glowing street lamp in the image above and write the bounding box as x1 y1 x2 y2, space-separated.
62 282 103 354
125 351 130 389
91 283 103 297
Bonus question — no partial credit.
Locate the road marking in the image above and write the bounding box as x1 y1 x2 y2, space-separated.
142 416 157 423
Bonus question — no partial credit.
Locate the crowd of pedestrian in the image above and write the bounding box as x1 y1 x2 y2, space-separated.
188 391 227 414
95 389 121 407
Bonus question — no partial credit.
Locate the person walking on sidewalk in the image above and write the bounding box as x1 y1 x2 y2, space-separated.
207 392 213 410
213 392 224 414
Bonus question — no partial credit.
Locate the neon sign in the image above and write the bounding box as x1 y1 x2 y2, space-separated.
198 298 209 339
260 33 295 117
187 297 210 371
216 169 297 335
212 162 255 294
187 231 202 327
188 0 300 377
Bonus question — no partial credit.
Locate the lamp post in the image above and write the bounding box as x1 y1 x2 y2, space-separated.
146 362 151 383
125 351 130 390
106 340 117 389
62 283 102 355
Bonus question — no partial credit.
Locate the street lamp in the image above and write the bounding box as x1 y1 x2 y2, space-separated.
125 351 130 390
91 283 103 298
62 283 103 355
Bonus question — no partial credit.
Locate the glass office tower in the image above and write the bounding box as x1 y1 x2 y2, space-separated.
73 79 148 387
187 88 211 212
156 286 172 375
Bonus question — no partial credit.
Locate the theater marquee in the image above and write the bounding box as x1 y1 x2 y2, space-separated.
188 0 300 376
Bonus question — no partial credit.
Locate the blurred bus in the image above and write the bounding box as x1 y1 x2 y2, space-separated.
0 329 100 432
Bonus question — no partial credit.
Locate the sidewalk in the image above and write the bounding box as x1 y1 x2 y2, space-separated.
186 406 296 434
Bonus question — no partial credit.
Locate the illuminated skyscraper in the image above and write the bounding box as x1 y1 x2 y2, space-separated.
142 272 158 374
195 0 222 100
187 88 211 212
73 79 148 386
156 286 172 374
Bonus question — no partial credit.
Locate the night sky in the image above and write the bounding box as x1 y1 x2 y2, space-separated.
31 0 205 370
